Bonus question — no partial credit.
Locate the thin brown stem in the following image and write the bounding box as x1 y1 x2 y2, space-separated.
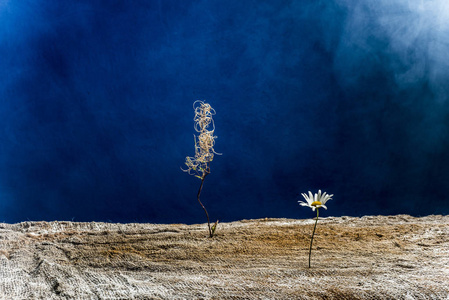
308 208 319 268
197 171 212 238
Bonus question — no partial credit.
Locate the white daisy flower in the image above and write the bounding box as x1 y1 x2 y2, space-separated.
298 189 334 268
299 190 333 211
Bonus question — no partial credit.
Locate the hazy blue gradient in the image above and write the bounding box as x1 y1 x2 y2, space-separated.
1 0 448 223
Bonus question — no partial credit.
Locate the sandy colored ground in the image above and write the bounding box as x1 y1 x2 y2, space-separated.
0 214 448 299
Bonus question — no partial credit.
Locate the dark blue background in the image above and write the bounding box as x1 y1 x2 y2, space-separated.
1 0 448 223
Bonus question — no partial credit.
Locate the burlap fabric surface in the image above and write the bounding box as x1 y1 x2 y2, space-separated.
1 215 448 299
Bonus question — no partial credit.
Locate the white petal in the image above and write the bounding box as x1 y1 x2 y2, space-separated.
321 193 333 205
321 204 328 210
308 191 314 204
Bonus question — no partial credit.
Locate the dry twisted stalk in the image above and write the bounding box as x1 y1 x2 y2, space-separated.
182 101 220 237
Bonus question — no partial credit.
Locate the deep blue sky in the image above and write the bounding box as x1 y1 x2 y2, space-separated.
1 0 449 223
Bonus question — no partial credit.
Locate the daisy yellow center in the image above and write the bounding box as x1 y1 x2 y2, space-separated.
311 201 322 207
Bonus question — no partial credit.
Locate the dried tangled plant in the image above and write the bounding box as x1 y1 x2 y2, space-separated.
183 100 219 178
183 100 220 237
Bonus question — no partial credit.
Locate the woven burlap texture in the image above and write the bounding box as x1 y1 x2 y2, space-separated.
1 215 448 299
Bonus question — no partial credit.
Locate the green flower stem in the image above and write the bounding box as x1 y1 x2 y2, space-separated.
308 208 319 268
